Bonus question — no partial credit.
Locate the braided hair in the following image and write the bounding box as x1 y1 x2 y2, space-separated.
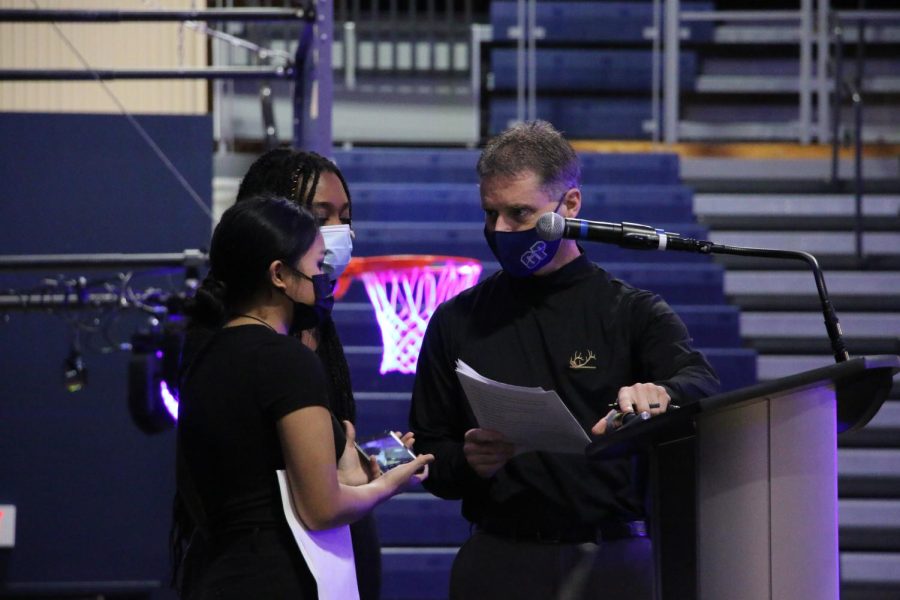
236 148 357 424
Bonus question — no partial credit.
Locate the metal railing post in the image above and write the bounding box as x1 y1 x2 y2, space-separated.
516 0 526 123
471 23 491 143
651 0 662 144
527 0 537 121
817 0 831 142
800 0 813 144
830 23 844 183
294 0 333 155
853 87 864 263
664 0 680 143
343 21 356 90
853 6 867 264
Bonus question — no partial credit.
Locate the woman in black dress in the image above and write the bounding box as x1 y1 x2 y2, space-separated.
236 149 392 600
171 195 432 599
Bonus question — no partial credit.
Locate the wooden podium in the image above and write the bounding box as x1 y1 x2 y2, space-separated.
587 355 900 600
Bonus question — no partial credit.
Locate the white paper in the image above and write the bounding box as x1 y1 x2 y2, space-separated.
276 470 360 600
455 359 591 454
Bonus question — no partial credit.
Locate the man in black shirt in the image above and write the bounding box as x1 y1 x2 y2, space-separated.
409 121 720 599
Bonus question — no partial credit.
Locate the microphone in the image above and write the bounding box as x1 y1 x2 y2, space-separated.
535 210 850 363
535 211 705 252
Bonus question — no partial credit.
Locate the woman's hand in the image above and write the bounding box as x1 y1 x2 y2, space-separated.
395 431 415 449
337 420 376 486
378 452 434 495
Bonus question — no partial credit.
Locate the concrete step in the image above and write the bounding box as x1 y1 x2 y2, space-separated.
678 121 900 143
696 74 900 94
725 270 900 311
708 231 900 256
840 552 900 600
841 400 900 448
741 312 900 339
739 312 900 353
374 493 468 546
381 547 458 600
694 193 900 230
840 499 900 551
713 24 900 45
839 448 900 498
757 354 899 382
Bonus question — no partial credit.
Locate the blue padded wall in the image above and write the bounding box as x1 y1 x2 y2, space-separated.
0 112 212 599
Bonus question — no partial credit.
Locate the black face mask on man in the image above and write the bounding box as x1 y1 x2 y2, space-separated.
281 263 335 334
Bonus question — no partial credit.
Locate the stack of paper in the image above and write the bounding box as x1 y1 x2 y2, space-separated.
276 470 360 600
455 360 591 454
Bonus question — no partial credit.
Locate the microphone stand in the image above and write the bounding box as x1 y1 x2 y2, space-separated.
667 237 850 363
539 212 851 363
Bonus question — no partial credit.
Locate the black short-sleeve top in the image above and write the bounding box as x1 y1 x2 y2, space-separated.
178 324 345 535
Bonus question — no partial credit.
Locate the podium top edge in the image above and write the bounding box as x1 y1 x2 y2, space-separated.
862 354 900 371
587 355 899 457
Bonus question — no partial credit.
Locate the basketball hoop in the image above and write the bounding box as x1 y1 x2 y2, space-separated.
335 255 482 375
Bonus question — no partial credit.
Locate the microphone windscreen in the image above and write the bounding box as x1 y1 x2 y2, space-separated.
535 211 565 241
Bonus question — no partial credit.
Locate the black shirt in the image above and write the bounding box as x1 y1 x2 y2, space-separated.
178 324 345 536
409 254 720 532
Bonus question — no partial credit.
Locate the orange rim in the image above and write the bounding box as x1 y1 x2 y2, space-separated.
333 254 481 299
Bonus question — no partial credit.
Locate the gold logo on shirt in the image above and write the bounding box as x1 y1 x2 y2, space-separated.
569 350 597 370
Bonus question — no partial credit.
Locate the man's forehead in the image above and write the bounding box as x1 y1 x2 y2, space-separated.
480 171 550 206
480 169 542 190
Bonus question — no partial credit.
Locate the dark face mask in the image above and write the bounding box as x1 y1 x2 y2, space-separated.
282 265 335 334
483 191 566 278
484 228 562 278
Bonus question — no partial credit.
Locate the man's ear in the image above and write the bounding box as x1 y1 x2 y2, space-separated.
563 188 582 219
268 260 288 292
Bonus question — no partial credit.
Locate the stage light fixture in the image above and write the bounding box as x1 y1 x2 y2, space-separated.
62 346 87 393
127 323 183 434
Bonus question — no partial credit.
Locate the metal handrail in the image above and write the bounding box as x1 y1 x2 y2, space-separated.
663 1 815 144
828 9 900 265
0 4 329 152
0 67 293 81
0 8 312 22
680 10 803 21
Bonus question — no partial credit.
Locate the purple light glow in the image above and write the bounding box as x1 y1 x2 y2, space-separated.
155 350 164 359
361 260 482 375
160 380 179 421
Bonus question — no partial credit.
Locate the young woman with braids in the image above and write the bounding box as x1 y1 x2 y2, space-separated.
235 148 400 600
171 195 432 598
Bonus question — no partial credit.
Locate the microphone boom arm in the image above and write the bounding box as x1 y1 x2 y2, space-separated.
661 237 850 363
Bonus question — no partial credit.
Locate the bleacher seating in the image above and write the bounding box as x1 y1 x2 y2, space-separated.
490 1 714 44
331 147 756 599
486 1 713 138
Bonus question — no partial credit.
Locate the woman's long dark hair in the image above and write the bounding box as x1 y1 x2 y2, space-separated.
236 148 356 425
170 195 318 595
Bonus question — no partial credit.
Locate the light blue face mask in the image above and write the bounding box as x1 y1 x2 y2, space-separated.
319 224 353 281
483 192 566 278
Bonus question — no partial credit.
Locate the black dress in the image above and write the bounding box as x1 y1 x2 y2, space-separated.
178 324 345 599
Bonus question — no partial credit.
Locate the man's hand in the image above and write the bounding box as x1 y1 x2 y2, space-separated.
591 383 671 436
463 428 515 479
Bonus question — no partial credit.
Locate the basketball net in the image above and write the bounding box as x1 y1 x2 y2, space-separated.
360 261 482 374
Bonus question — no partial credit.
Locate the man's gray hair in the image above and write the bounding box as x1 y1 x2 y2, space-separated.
477 120 581 193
